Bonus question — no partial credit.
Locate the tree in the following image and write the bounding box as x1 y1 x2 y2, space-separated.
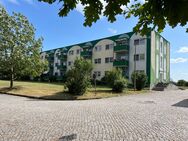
177 80 187 86
39 0 188 34
0 6 47 88
105 68 127 92
65 58 92 95
131 71 147 90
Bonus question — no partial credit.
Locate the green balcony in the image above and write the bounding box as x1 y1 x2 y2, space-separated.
113 60 128 67
56 76 63 81
114 45 129 52
80 51 92 57
57 65 67 70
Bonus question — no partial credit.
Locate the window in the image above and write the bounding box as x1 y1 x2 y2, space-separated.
94 58 101 64
76 49 80 54
105 44 114 50
94 71 101 77
98 71 101 77
134 54 139 61
105 57 113 63
69 50 74 55
106 45 109 50
95 46 102 52
63 62 66 66
110 57 113 62
68 61 72 66
134 38 145 45
139 38 145 45
160 42 163 54
160 56 163 69
139 54 145 60
134 54 145 61
134 39 139 45
98 58 101 64
105 58 109 63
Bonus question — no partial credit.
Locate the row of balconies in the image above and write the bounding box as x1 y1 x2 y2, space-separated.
47 45 128 60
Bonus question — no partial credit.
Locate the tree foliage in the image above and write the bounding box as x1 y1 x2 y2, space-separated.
65 58 93 95
0 6 47 88
131 71 147 90
177 79 187 86
105 68 127 92
39 0 188 34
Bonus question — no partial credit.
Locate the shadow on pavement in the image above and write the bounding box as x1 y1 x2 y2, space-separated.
59 134 77 141
172 99 188 108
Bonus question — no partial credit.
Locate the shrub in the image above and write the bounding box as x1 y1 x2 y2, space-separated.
131 71 147 90
112 79 127 92
185 81 188 87
177 80 187 86
65 58 92 95
105 68 127 92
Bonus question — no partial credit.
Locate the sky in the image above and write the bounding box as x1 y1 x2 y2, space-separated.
0 0 188 82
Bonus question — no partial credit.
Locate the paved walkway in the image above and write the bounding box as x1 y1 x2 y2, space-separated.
0 90 188 141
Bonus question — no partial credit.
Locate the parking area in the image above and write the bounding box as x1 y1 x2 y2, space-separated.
0 90 188 141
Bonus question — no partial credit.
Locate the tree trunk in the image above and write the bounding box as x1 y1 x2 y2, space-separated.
10 67 14 88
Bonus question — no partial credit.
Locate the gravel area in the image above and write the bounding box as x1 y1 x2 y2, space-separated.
0 90 188 141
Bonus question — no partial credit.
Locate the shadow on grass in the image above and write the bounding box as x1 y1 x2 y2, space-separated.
40 91 78 100
0 86 22 93
172 99 188 108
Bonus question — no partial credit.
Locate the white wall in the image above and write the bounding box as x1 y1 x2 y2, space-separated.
129 33 147 81
92 39 115 79
67 46 82 70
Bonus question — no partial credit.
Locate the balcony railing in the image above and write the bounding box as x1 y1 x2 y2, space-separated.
80 51 92 56
113 59 128 67
114 45 129 52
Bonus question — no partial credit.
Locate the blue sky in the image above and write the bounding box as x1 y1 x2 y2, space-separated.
0 0 188 81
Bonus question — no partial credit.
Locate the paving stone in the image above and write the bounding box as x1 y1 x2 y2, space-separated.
0 90 188 141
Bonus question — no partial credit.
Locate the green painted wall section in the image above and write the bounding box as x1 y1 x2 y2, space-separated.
146 32 151 85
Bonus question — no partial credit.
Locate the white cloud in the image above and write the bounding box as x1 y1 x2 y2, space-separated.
108 28 117 34
76 0 107 17
178 46 188 53
170 58 188 64
75 1 85 15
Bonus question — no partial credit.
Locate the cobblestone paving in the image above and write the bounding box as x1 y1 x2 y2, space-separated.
0 90 188 141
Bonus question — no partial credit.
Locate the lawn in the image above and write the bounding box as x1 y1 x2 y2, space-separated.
0 80 149 100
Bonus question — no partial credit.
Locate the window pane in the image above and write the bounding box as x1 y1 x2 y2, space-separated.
110 57 113 62
98 71 101 77
77 49 80 54
134 39 139 45
98 58 101 64
94 59 97 64
140 54 145 60
105 58 109 63
106 45 109 50
134 54 139 61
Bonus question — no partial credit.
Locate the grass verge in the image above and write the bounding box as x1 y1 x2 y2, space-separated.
0 80 149 100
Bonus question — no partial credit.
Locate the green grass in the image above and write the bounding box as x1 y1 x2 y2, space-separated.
0 80 149 100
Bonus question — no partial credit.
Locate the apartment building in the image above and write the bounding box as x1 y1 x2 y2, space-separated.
40 31 170 88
